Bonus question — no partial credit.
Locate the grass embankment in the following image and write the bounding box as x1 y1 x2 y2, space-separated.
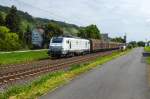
0 50 48 65
144 46 150 52
0 50 130 99
144 47 150 86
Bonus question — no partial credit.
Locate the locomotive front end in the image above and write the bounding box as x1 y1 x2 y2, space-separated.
48 37 65 57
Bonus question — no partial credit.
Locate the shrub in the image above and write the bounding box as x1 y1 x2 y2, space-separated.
0 26 21 51
3 33 21 51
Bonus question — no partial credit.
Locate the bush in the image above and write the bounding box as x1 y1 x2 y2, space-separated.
0 26 10 38
4 33 21 51
0 26 21 51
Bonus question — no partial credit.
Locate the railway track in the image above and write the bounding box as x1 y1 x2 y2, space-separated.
0 55 92 75
0 50 117 87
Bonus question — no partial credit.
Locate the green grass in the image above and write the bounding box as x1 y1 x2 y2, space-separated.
144 46 150 64
144 47 150 64
144 47 150 87
146 56 150 87
144 46 150 52
0 50 130 99
0 50 48 65
146 57 150 64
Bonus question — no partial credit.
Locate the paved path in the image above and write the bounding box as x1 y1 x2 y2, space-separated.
40 48 150 99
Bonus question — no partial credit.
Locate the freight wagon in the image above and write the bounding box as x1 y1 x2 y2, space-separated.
89 39 123 52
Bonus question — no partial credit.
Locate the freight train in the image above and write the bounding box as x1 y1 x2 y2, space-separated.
48 36 126 57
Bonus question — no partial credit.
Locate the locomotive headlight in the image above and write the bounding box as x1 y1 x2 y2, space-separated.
62 48 67 54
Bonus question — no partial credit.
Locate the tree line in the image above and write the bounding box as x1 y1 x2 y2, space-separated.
0 5 22 51
0 5 102 51
1 5 129 51
128 41 145 48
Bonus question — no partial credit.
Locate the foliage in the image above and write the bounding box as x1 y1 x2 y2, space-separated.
44 22 63 45
0 5 81 50
0 12 5 26
0 6 21 51
45 22 63 37
0 26 10 38
127 44 133 49
0 26 10 33
111 37 125 43
0 26 21 51
0 50 129 99
0 50 48 65
137 41 145 47
128 41 145 48
5 5 21 33
0 26 10 50
78 24 101 39
0 5 79 32
3 33 21 51
128 41 137 48
24 25 32 46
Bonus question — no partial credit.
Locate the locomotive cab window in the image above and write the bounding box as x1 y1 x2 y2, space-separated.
52 38 63 43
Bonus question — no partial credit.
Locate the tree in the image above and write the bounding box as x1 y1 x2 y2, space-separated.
5 5 21 33
0 26 9 50
0 12 5 26
78 24 101 39
44 22 63 45
24 25 32 45
137 41 145 47
0 26 21 51
128 41 137 48
111 37 125 43
45 22 63 37
4 33 21 51
78 28 87 38
0 26 10 39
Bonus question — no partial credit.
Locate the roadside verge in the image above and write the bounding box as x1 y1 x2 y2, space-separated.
144 47 150 87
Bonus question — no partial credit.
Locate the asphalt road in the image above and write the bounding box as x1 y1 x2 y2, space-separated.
40 48 150 99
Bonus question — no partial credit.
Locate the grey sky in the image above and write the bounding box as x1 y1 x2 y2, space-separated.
1 0 150 41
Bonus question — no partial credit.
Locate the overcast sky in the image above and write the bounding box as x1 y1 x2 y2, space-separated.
1 0 150 42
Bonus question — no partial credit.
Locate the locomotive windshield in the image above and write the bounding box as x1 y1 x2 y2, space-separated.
52 37 63 43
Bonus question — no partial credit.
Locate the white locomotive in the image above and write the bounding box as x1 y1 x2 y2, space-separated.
48 36 90 57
